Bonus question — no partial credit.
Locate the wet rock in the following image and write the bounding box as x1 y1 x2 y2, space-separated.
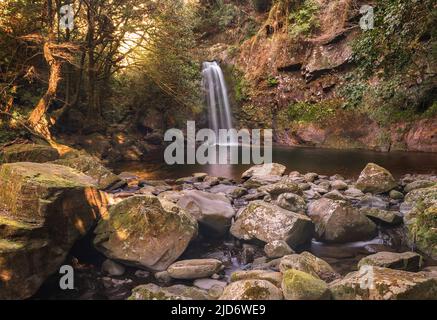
264 240 294 258
308 198 377 243
194 279 227 291
0 143 59 164
258 182 302 198
177 190 235 236
389 190 404 200
344 187 365 198
329 267 437 300
154 271 172 285
356 163 397 194
157 191 185 203
359 208 403 225
102 259 126 276
230 201 314 249
243 175 282 188
279 252 340 282
219 280 283 300
134 270 150 279
242 163 286 179
0 162 106 299
275 193 306 213
282 269 330 300
209 184 247 198
241 244 256 264
231 270 283 287
404 180 436 193
53 154 123 190
298 182 311 191
331 180 348 190
358 195 389 210
167 259 223 280
323 190 347 201
358 251 422 272
303 189 321 200
203 176 220 187
129 283 209 300
304 173 318 183
93 195 198 271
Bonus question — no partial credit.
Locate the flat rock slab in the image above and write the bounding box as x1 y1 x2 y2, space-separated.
167 259 223 279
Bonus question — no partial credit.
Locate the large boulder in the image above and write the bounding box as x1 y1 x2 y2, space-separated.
0 144 59 164
177 190 235 236
329 267 437 300
401 186 437 260
0 162 106 299
219 279 283 300
357 252 422 272
167 259 223 279
307 198 377 243
230 201 314 249
279 252 340 282
355 163 397 194
242 163 286 179
93 195 198 271
281 269 331 300
53 154 123 190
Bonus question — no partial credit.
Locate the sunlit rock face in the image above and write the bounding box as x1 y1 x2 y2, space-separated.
0 162 106 299
93 195 198 272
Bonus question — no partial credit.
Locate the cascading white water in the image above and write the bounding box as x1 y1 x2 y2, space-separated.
202 61 233 136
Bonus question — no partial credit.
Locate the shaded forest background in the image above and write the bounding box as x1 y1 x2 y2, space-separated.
0 0 436 156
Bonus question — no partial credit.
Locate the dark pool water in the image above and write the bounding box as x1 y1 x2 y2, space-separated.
111 146 437 180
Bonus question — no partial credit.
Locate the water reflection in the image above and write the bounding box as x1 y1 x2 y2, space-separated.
111 146 437 180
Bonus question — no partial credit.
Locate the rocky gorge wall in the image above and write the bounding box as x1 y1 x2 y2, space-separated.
200 0 437 152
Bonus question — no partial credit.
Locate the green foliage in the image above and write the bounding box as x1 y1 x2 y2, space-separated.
287 100 338 123
266 76 279 87
352 0 436 78
339 77 368 110
288 0 320 36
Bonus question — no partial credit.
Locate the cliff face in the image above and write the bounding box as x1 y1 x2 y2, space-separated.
199 0 437 152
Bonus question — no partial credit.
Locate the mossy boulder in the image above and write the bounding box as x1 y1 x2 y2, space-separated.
281 269 331 300
230 201 314 249
307 198 377 243
128 283 209 300
356 163 397 194
219 279 283 300
93 195 198 271
53 154 123 190
0 162 106 299
329 267 437 300
0 144 59 164
401 186 437 260
279 252 340 282
358 251 422 272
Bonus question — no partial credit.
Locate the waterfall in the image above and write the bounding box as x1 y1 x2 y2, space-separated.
202 61 233 137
